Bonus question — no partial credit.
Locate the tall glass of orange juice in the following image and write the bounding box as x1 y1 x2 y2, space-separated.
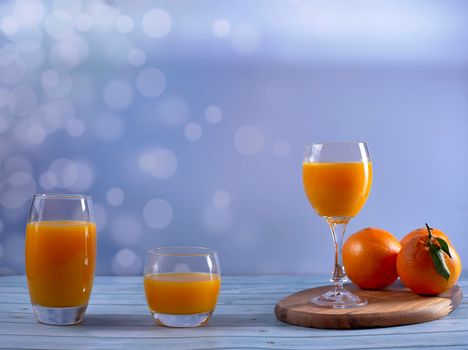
25 194 96 325
303 142 372 308
144 247 221 327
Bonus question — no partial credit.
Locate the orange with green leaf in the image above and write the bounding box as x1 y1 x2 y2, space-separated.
400 226 451 247
397 224 462 295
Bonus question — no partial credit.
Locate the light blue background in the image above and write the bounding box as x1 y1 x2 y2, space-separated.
0 0 467 275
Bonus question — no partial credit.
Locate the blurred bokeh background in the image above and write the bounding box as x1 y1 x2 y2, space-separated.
0 0 467 276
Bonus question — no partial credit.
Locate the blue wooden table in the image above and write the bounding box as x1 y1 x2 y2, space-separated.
0 275 467 349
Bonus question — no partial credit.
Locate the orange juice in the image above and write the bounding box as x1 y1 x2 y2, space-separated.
25 221 96 308
144 273 221 315
303 162 372 217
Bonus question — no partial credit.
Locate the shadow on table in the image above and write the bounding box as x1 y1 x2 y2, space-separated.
82 314 154 327
207 314 280 328
82 314 281 328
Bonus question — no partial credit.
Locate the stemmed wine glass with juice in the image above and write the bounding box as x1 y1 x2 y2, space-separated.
303 142 372 308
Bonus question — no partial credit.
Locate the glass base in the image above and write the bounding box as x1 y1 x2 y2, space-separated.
32 304 87 325
311 289 367 309
151 311 213 327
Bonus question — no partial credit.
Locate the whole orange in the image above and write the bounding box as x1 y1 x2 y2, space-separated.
343 228 401 290
397 234 462 295
401 227 451 246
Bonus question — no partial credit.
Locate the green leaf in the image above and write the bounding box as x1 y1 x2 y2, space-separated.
429 245 451 281
425 223 433 240
435 237 452 258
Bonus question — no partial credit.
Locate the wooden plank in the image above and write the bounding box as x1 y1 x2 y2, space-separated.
0 315 467 337
1 333 468 350
1 301 467 317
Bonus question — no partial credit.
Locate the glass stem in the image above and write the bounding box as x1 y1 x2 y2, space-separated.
326 217 350 295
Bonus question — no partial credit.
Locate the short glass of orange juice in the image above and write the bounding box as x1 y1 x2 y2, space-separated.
144 247 221 327
25 194 96 325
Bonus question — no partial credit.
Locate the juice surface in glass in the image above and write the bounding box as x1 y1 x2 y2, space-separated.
144 272 221 315
302 162 372 217
25 221 96 308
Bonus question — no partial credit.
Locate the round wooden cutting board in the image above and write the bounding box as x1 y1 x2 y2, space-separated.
275 282 463 329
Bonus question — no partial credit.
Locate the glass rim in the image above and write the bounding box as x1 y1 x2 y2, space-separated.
33 193 92 200
304 141 368 147
147 246 217 257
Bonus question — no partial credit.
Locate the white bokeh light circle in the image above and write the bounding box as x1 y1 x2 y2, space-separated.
7 171 32 188
142 9 172 38
111 248 142 275
1 17 19 35
202 205 232 233
174 263 191 273
115 15 134 34
0 47 26 84
143 198 173 229
184 122 202 141
49 158 78 189
7 86 38 116
26 122 46 144
158 97 189 127
7 26 43 53
136 68 166 97
138 148 178 179
0 172 36 209
106 187 125 206
94 202 108 231
110 216 143 246
127 48 146 66
44 10 75 40
234 126 265 156
49 42 79 70
39 171 58 190
205 105 223 124
66 118 85 137
35 104 61 134
14 0 45 26
93 113 124 141
74 14 93 32
69 161 94 191
4 155 33 173
49 37 88 71
41 70 72 98
212 19 231 38
41 70 59 88
89 1 119 33
273 140 291 158
231 24 261 55
212 190 231 209
52 99 75 122
103 80 134 110
52 0 82 14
